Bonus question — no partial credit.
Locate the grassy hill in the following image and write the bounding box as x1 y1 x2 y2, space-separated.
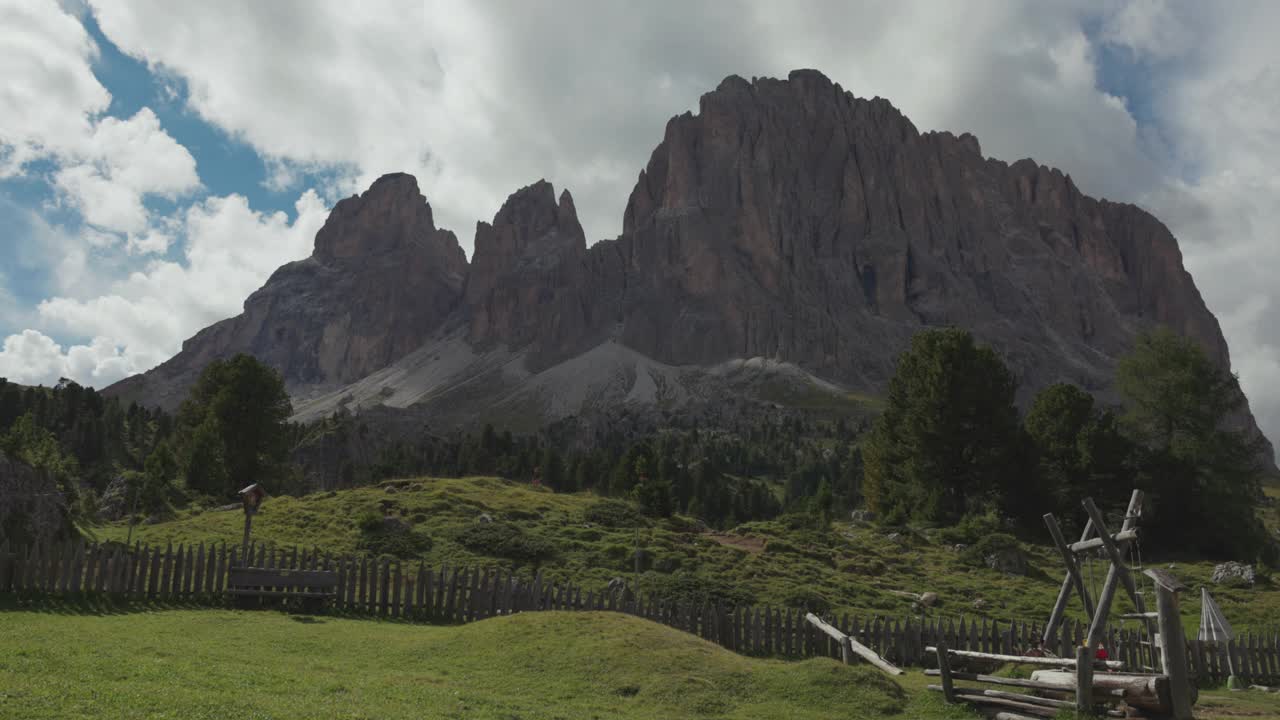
0 608 963 719
91 477 1280 635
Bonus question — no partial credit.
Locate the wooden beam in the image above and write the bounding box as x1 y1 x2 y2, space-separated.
1043 518 1093 645
806 613 903 675
922 670 1124 697
1152 579 1194 720
1068 529 1138 554
1084 490 1145 651
1044 513 1095 619
948 686 1122 714
933 694 1060 718
925 646 1122 670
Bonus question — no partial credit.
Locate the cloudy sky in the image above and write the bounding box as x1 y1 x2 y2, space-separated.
1 0 1278 443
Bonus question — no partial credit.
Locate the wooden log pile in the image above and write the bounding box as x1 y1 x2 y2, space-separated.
927 643 1191 719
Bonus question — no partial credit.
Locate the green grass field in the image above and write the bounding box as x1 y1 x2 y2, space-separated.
1 607 1274 719
89 477 1280 636
0 608 964 720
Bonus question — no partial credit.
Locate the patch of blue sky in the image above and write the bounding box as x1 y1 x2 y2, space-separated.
0 12 348 338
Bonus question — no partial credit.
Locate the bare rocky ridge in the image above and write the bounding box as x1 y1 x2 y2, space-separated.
108 173 468 410
104 70 1274 467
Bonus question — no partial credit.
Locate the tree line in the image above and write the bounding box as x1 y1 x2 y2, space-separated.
862 326 1274 562
4 323 1272 563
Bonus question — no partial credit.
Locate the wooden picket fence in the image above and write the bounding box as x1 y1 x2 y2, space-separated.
2 538 1278 685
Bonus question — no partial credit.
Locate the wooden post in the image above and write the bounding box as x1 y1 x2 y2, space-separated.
936 641 956 703
1076 645 1093 716
1045 518 1095 645
1146 569 1193 720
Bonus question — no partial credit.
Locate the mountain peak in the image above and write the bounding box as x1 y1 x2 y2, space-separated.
313 172 449 264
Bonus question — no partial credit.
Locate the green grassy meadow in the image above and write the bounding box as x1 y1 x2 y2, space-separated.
0 608 962 720
87 477 1280 636
1 607 1274 719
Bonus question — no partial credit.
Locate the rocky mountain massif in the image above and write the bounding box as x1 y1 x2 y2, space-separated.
105 69 1274 463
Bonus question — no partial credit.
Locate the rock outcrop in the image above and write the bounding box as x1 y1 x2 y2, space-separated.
465 180 592 368
103 70 1275 467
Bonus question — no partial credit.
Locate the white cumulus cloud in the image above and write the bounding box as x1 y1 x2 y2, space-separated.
0 190 329 387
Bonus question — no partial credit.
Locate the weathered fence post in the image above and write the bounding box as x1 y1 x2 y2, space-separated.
936 641 955 704
1145 569 1194 720
1075 645 1093 716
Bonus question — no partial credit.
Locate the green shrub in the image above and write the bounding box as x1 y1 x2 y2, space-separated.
764 539 799 555
775 512 822 531
583 499 647 528
938 511 1004 545
454 522 554 563
355 509 384 533
961 533 1022 567
358 528 432 559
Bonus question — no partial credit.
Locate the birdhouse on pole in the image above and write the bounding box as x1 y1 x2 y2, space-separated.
238 483 266 515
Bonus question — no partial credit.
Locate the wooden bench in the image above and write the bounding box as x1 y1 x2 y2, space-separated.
227 566 338 610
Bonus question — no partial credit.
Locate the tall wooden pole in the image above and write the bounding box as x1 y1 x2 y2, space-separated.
1148 572 1194 720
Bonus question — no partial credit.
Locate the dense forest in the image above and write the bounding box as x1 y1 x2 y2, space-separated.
2 324 1275 564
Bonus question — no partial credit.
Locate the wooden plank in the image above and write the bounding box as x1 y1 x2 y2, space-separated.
59 541 76 594
97 544 111 595
445 567 460 622
421 563 433 619
925 647 1122 669
193 543 205 596
925 693 1060 719
414 563 427 620
922 670 1125 697
379 559 391 616
391 562 402 618
808 613 903 675
403 569 415 620
947 686 1121 714
146 544 160 598
0 539 10 593
65 538 83 594
215 543 227 594
170 544 184 598
129 543 145 597
357 556 368 612
204 543 217 595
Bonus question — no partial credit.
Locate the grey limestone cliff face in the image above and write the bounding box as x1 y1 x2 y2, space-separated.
107 173 468 410
103 70 1274 465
